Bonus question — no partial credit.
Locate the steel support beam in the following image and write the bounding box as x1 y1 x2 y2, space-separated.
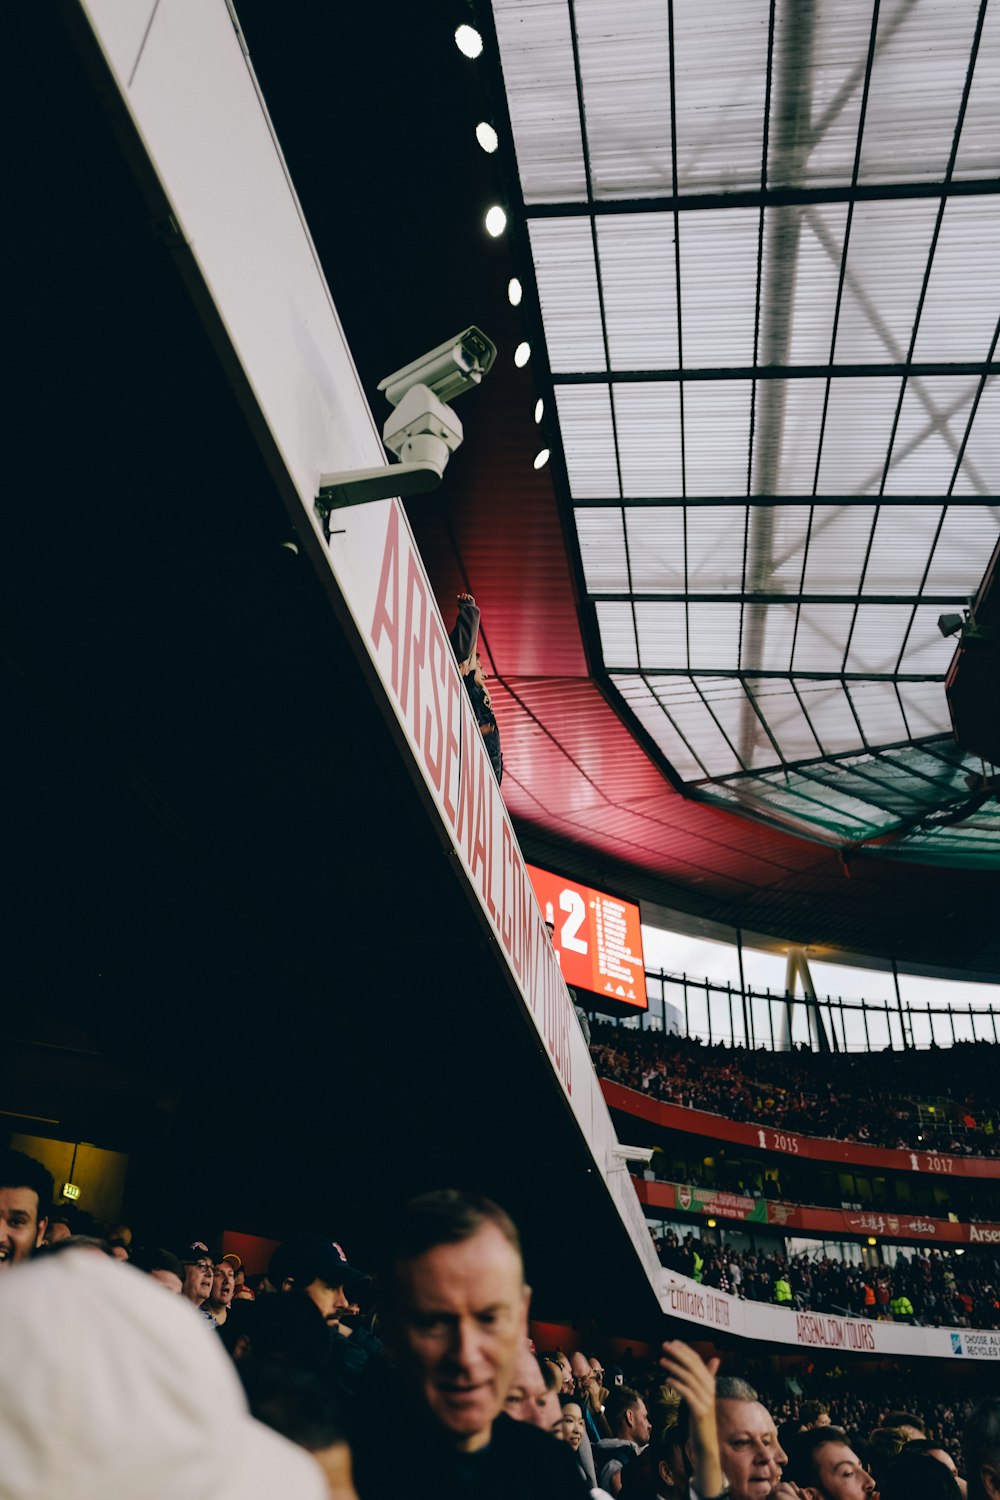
610 667 946 683
555 360 999 382
526 175 1000 218
591 591 966 605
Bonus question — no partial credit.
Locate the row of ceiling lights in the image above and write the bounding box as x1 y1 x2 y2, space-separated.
455 23 550 472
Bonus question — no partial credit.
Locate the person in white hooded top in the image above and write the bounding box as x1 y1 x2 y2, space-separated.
0 1247 354 1500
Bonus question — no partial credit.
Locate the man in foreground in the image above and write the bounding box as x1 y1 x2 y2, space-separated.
711 1377 787 1500
351 1189 589 1498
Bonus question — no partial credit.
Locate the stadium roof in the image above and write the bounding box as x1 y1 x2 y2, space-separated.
487 0 1000 861
97 0 996 971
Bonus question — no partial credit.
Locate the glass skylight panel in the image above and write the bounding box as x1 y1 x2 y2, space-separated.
761 206 847 365
623 507 685 592
554 385 619 497
634 602 688 670
883 378 980 494
595 601 638 668
766 1 872 188
895 682 953 738
793 682 866 754
952 378 999 496
953 0 1000 180
792 605 862 671
912 198 1000 363
596 215 679 370
844 605 913 675
744 602 797 674
611 675 706 778
575 508 629 592
800 505 876 591
683 381 753 495
684 507 747 591
923 506 1000 592
848 680 909 745
761 506 820 594
684 604 742 670
652 684 744 776
575 0 673 200
833 200 939 363
814 377 904 493
679 210 759 367
493 0 587 202
744 679 822 761
756 380 825 495
528 219 605 372
858 0 981 183
696 677 777 770
705 774 881 838
860 505 943 594
672 0 770 191
613 384 682 496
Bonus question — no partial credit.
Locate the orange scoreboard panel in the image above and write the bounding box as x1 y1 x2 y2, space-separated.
526 864 648 1010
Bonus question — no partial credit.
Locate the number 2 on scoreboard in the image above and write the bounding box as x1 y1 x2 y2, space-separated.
559 888 588 954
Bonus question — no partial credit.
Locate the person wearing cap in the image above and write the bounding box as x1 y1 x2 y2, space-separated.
179 1240 217 1320
270 1234 367 1330
271 1233 382 1395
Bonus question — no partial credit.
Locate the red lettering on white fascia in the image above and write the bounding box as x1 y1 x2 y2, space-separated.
399 550 427 739
441 658 462 824
369 506 401 694
423 613 446 792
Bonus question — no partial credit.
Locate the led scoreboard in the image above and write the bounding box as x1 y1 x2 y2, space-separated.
526 864 648 1011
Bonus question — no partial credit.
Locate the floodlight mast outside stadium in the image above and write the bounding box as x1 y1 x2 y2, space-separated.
316 327 496 522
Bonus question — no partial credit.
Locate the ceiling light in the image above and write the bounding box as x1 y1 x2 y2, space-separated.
534 398 544 423
455 24 483 58
867 1236 877 1246
706 1218 717 1229
476 121 499 154
485 205 507 237
507 277 522 306
533 448 550 470
513 341 531 367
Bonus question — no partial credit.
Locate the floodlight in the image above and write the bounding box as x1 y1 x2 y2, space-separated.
938 612 965 638
476 121 499 153
455 24 483 57
485 205 507 237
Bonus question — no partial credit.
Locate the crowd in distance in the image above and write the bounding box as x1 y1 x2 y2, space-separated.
590 1028 1000 1157
657 1232 1000 1330
3 1145 1000 1500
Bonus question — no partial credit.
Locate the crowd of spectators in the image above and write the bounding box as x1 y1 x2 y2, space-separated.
591 1026 1000 1156
3 1143 1000 1500
656 1231 1000 1329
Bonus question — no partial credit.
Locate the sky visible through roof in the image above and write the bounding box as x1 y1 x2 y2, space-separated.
490 0 1000 862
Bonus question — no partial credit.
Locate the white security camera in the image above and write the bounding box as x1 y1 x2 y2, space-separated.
609 1144 655 1166
318 327 496 518
378 327 497 407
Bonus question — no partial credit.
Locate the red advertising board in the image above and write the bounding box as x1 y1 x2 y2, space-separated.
601 1079 1000 1179
633 1178 1000 1246
527 864 647 1010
